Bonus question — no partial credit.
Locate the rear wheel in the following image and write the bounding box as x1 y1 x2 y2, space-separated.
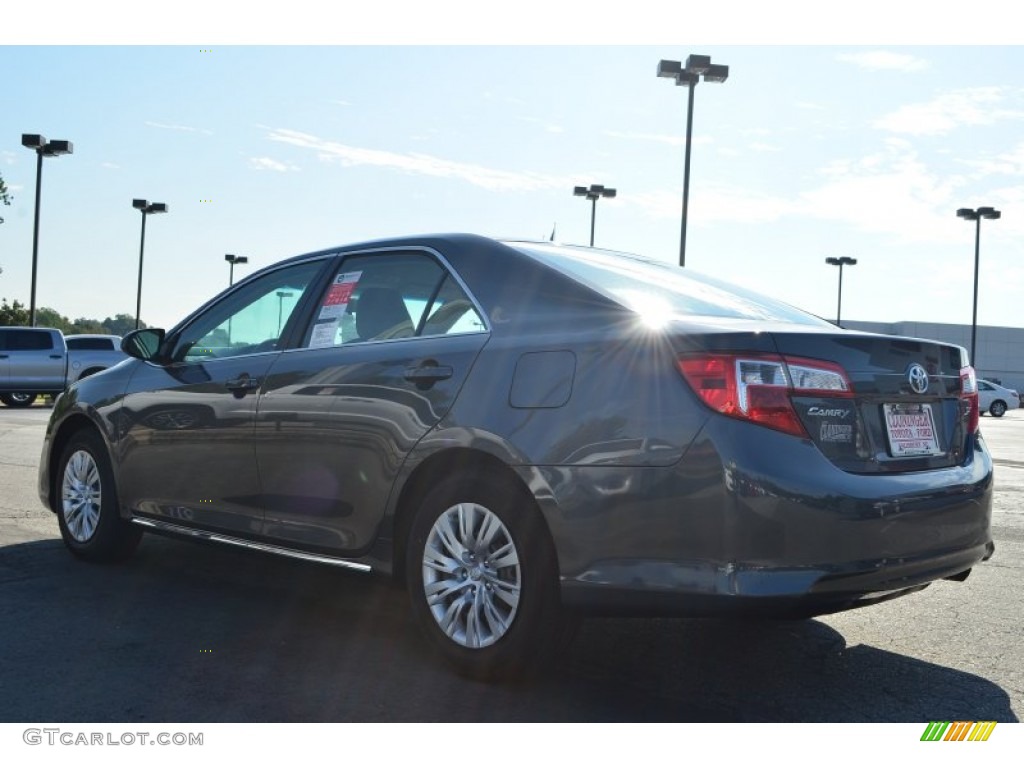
990 400 1007 418
1 393 36 408
56 430 142 562
406 472 574 680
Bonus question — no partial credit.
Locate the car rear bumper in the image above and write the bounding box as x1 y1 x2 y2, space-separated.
559 540 994 617
536 416 995 618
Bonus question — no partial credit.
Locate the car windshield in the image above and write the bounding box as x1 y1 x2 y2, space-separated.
510 242 832 328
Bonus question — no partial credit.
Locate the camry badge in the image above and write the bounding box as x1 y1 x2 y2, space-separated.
907 364 929 395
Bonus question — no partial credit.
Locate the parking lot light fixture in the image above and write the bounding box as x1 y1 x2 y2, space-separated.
958 206 1002 368
225 253 249 286
573 184 617 246
132 199 169 330
657 55 729 268
21 133 73 327
825 256 857 326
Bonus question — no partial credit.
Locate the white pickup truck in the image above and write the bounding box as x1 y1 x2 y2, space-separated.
0 327 127 407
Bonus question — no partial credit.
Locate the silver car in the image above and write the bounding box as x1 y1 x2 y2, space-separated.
977 379 1019 417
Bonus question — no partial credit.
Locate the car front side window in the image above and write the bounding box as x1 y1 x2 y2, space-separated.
171 260 325 363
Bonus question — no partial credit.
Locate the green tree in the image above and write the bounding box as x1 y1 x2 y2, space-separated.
0 170 11 225
103 313 145 335
0 298 29 326
35 307 72 332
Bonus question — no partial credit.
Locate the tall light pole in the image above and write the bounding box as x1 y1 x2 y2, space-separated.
825 257 857 326
132 199 168 330
957 206 1002 367
225 253 248 286
276 290 295 335
21 134 73 327
573 184 617 246
657 55 729 268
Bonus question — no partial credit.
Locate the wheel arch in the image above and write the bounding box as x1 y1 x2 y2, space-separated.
47 413 110 513
389 447 556 585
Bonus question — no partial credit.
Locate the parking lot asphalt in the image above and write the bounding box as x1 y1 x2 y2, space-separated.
0 402 1021 722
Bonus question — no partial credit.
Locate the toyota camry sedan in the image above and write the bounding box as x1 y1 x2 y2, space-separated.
38 234 994 679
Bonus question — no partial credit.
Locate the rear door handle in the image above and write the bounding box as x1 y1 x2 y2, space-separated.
403 363 453 389
225 374 260 397
50 354 63 359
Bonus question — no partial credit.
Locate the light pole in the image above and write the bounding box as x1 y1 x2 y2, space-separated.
573 184 617 246
657 55 729 268
957 206 1002 367
276 290 295 335
21 134 73 327
825 257 857 326
225 253 248 286
132 199 168 330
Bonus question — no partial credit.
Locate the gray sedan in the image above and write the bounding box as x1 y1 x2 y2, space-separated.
37 234 993 679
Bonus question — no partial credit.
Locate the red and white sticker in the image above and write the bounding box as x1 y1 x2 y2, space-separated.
318 271 361 320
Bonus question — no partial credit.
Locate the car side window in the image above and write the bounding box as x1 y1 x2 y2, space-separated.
979 382 994 391
304 251 485 348
6 330 54 351
171 260 325 363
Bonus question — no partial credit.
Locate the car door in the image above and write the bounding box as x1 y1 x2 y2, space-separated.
5 329 65 390
115 258 331 535
254 248 489 552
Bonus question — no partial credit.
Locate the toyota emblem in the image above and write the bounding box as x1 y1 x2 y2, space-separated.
907 364 929 394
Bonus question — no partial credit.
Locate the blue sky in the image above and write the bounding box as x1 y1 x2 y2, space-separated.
2 8 1024 331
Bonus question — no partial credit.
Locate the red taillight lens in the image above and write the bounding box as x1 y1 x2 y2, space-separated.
678 354 853 437
960 365 980 434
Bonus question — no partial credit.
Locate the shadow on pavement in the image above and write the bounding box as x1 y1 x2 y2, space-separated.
0 535 1016 723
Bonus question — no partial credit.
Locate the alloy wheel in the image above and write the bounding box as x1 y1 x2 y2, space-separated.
421 502 521 649
61 449 102 542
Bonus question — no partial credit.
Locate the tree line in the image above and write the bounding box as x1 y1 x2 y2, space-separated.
0 298 145 335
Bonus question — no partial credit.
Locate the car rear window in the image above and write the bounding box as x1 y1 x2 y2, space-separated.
511 242 831 327
67 337 115 350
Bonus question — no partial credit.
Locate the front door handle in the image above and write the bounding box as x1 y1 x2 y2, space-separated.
50 354 63 359
403 363 453 390
224 374 260 398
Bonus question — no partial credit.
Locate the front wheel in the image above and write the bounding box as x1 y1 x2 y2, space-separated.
990 400 1007 418
1 393 36 408
406 472 575 680
56 430 142 562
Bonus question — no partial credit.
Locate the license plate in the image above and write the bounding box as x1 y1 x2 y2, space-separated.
883 403 942 457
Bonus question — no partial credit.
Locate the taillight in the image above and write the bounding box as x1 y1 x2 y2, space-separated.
678 354 853 437
960 365 980 434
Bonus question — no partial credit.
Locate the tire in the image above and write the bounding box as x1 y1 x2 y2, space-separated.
405 471 575 680
990 400 1007 418
1 392 36 408
55 429 142 562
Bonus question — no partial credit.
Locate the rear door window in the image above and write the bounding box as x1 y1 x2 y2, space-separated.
304 251 486 348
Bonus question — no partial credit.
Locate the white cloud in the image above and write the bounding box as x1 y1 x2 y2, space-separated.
604 130 714 147
837 51 929 72
100 161 120 169
2 150 16 165
959 142 1024 177
747 142 782 153
145 121 213 135
267 128 570 191
874 87 1024 136
249 157 299 172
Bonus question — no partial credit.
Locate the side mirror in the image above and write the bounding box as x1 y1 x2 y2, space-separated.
121 328 166 362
